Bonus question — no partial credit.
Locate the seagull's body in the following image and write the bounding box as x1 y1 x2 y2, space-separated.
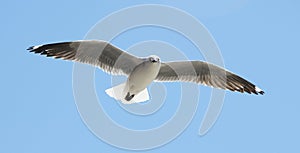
125 56 161 100
106 55 161 103
28 40 264 104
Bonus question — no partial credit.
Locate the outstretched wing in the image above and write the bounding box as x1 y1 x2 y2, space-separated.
27 40 143 75
155 61 264 95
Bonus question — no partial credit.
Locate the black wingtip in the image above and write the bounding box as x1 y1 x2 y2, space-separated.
259 90 265 95
253 86 265 95
27 46 34 51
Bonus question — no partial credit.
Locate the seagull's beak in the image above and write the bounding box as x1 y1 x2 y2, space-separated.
151 58 160 63
151 58 157 63
147 56 160 63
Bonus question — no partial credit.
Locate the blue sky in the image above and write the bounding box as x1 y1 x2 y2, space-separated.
1 0 300 153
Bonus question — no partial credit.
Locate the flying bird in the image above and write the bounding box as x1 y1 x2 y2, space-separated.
28 40 264 104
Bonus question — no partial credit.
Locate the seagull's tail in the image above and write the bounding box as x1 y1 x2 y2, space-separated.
105 83 127 102
105 83 149 104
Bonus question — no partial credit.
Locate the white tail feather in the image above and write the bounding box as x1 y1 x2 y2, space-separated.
131 88 149 103
105 83 126 101
105 83 149 104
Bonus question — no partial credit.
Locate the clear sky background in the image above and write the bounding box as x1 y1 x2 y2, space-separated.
1 0 299 153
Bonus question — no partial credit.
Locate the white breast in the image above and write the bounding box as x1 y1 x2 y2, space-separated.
126 62 161 94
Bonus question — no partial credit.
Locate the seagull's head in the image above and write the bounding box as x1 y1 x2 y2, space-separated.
148 55 160 63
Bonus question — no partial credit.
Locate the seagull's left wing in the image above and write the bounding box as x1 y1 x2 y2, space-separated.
155 61 264 95
28 40 143 75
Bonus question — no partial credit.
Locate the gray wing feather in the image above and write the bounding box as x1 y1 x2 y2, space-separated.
155 61 264 95
27 40 143 75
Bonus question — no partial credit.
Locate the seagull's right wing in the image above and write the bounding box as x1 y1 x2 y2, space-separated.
155 61 264 95
28 40 143 76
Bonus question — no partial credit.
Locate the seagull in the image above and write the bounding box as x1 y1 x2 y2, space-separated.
28 40 264 104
